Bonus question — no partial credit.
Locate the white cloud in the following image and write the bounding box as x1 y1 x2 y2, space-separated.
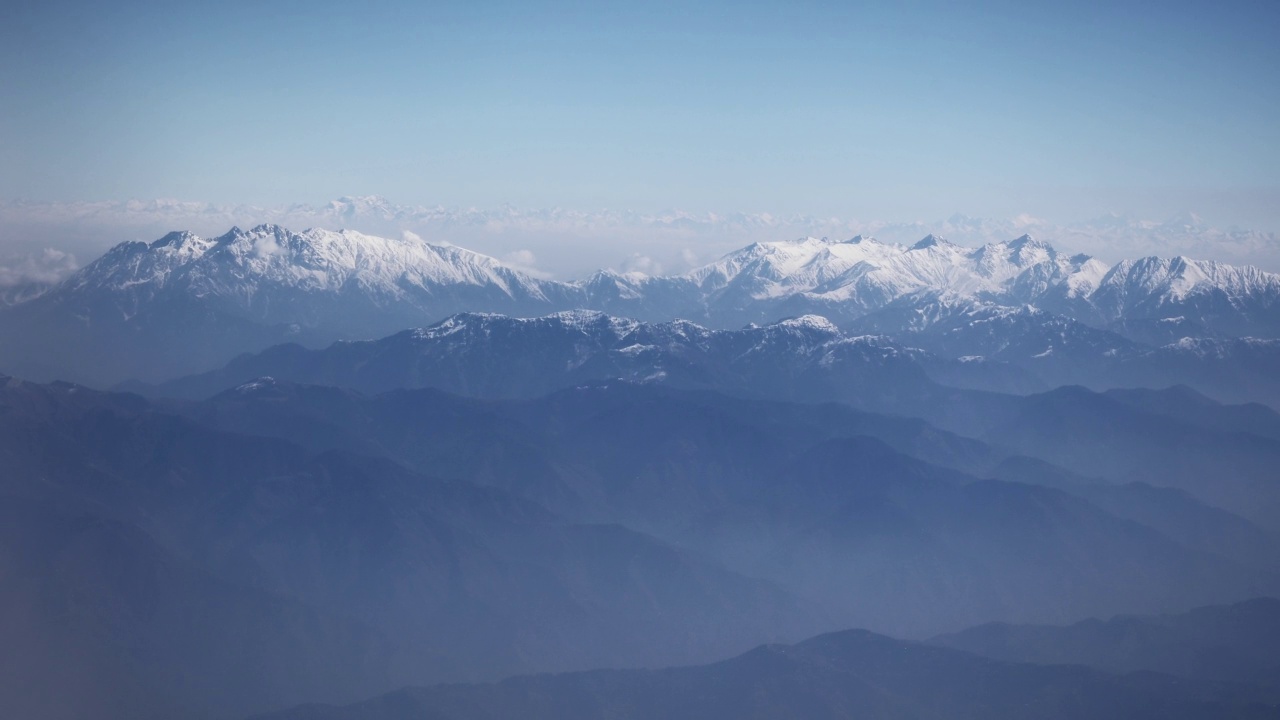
0 248 78 288
504 249 537 267
620 253 662 275
252 234 283 258
680 248 700 269
3 197 1279 275
501 249 552 279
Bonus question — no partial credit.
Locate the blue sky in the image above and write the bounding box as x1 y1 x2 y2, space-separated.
2 0 1278 228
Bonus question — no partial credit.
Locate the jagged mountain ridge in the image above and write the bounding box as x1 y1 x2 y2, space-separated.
2 224 1278 385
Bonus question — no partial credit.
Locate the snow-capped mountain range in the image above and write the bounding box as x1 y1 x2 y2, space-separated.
66 225 571 323
1 223 1278 387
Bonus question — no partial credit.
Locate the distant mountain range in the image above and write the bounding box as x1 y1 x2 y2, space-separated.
1 224 1278 388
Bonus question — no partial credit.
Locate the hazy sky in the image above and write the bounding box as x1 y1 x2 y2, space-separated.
2 0 1279 229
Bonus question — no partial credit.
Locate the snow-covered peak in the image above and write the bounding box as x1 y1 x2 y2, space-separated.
1062 257 1111 298
685 234 903 298
68 231 216 292
233 376 278 394
411 309 641 343
541 309 641 334
910 234 954 251
1100 255 1280 303
771 314 841 334
73 224 563 305
150 230 204 250
731 314 846 359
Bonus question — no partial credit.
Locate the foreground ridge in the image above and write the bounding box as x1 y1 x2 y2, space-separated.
257 600 1280 720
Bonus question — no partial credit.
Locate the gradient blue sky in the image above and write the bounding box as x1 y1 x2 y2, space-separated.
2 0 1278 227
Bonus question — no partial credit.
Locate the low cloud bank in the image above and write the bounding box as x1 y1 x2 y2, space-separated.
3 198 1278 279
